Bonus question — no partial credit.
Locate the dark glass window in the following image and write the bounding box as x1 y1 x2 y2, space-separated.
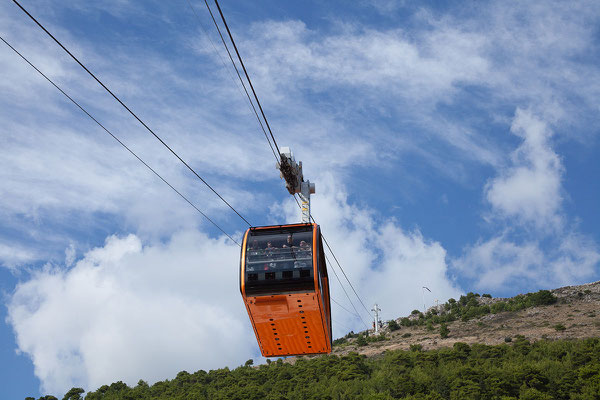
246 230 312 272
244 226 315 296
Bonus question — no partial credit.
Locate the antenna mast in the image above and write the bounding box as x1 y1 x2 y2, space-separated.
278 147 315 223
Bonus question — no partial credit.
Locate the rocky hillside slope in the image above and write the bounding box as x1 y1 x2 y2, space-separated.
329 280 600 358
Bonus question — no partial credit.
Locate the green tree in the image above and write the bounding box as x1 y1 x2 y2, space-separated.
410 344 423 352
136 379 148 388
519 387 552 400
62 387 84 400
356 334 368 346
440 323 449 338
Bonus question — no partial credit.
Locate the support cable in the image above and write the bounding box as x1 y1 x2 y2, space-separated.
325 252 370 330
208 0 372 322
292 194 372 320
331 297 360 320
189 0 279 164
213 0 281 156
320 228 373 318
0 35 240 247
12 0 252 227
15 0 376 327
203 0 372 324
207 0 371 316
209 0 372 328
331 318 353 334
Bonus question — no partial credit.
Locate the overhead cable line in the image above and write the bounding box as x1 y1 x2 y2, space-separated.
331 318 353 334
0 34 240 247
331 297 361 320
287 198 368 325
187 0 280 164
215 0 373 322
292 194 372 320
319 223 373 318
326 252 370 330
213 0 281 157
210 1 372 325
12 0 252 227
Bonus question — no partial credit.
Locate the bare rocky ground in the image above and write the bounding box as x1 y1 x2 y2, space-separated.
328 280 600 359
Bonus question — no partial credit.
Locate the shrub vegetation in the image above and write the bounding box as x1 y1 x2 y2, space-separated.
68 338 600 400
397 290 557 330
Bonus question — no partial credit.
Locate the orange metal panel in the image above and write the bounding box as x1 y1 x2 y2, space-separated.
244 292 331 357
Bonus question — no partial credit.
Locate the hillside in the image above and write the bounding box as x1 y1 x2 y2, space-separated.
329 280 600 358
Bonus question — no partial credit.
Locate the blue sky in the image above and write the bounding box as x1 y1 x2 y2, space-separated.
1 0 600 397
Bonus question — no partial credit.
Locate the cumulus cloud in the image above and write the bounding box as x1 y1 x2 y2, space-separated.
485 109 563 230
455 233 600 291
455 109 600 292
456 236 545 290
7 231 255 395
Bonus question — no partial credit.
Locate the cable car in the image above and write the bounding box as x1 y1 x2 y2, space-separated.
240 223 332 357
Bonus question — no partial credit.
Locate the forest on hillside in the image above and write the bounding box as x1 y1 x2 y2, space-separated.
35 337 600 400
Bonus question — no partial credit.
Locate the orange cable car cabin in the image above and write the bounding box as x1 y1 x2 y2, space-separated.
240 223 332 357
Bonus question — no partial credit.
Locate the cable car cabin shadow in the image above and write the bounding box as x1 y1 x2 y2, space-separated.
240 223 332 357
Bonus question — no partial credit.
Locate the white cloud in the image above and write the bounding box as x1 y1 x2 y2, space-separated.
234 1 600 165
455 109 600 291
64 243 76 267
549 233 600 285
7 231 255 395
242 20 488 95
364 222 461 315
0 242 38 270
0 6 271 261
485 109 563 230
455 232 599 291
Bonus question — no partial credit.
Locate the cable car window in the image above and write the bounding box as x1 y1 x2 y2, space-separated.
245 231 312 272
244 226 315 296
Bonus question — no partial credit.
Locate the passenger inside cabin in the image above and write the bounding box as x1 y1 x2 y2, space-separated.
265 241 277 254
282 234 295 248
246 240 261 271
